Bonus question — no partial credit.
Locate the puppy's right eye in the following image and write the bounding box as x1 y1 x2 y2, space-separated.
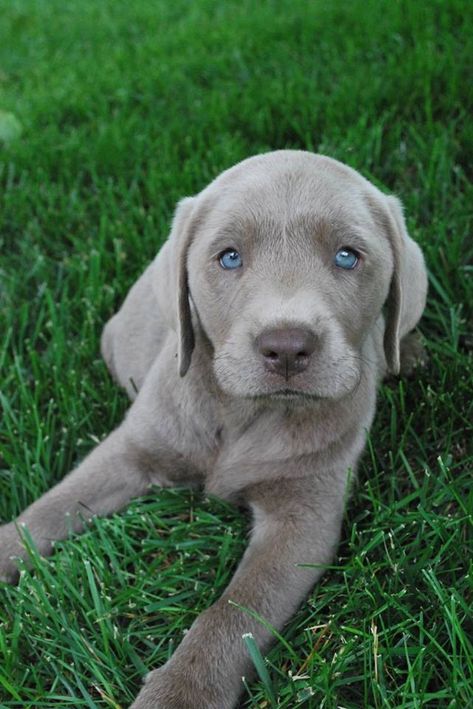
219 249 242 270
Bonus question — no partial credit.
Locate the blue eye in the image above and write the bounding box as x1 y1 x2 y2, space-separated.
334 248 359 270
219 249 242 270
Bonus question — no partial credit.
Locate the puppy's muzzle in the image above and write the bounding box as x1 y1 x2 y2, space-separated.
256 328 317 380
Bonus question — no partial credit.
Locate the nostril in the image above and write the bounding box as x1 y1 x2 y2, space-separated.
296 350 308 359
264 350 279 360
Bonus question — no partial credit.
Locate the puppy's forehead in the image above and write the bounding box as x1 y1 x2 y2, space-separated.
201 151 380 230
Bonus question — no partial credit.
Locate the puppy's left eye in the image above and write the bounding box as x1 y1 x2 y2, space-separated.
334 247 359 270
219 249 242 270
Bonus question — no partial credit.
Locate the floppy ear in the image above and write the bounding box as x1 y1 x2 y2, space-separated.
152 197 198 377
174 197 198 376
383 195 428 375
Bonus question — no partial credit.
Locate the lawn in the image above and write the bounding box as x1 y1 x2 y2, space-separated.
0 0 472 706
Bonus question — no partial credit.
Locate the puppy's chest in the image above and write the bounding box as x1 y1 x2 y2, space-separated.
206 403 342 472
162 376 364 492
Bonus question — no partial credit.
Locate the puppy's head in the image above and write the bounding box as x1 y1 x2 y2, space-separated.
165 151 426 401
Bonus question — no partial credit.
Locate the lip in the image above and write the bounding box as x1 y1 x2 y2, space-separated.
248 388 324 401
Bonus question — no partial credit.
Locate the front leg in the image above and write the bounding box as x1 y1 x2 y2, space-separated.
131 473 347 709
0 424 153 583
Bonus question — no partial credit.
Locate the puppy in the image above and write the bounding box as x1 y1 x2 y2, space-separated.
0 151 428 708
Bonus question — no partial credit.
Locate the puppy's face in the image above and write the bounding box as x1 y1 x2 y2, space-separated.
186 152 395 400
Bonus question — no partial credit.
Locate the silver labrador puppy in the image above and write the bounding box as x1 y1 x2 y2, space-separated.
0 151 427 708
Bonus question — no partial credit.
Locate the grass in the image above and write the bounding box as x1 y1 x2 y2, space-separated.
0 0 472 706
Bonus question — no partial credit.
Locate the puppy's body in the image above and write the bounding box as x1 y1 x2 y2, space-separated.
0 151 427 708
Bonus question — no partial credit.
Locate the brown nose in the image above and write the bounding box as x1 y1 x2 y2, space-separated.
256 328 317 379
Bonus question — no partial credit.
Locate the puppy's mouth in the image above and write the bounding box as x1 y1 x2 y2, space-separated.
248 388 325 402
